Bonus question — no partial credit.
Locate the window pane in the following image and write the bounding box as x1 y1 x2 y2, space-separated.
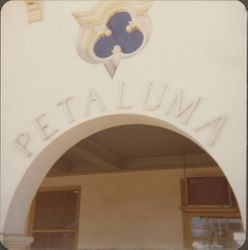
192 239 209 249
189 215 244 250
210 239 228 249
31 189 79 250
192 229 209 238
64 211 77 229
33 190 78 229
32 232 75 250
187 177 230 205
191 217 208 238
209 218 227 239
31 233 50 249
228 218 243 249
191 217 208 229
228 218 243 231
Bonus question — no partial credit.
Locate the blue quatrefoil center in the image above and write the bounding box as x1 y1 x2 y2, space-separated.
94 12 144 58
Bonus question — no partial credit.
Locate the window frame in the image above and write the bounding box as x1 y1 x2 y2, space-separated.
182 207 244 249
27 186 81 250
180 178 243 249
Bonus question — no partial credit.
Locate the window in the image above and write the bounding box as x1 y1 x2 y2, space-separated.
186 177 236 207
183 209 243 249
181 177 244 250
29 187 80 250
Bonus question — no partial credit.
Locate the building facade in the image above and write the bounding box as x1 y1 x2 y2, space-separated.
1 1 246 249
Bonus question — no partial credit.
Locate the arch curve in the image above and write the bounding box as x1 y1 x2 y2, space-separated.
3 114 243 234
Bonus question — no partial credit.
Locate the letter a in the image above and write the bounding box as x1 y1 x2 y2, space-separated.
194 114 227 145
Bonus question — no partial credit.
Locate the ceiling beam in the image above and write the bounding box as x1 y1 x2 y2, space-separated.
63 138 124 170
123 153 216 169
51 151 216 177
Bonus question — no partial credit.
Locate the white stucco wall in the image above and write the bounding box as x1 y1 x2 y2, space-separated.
38 168 223 249
1 0 246 237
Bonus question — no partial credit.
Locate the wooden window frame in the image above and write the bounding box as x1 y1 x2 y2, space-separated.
27 186 81 250
183 176 236 208
180 178 243 249
182 207 243 249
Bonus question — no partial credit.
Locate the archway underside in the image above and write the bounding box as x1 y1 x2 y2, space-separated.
3 114 245 238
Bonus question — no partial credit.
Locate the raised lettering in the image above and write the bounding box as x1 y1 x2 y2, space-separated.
34 114 59 140
194 114 227 145
144 82 167 111
57 97 74 123
166 90 201 124
85 89 105 116
117 82 132 109
14 133 33 157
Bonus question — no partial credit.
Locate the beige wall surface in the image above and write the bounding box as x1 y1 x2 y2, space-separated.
1 0 246 239
40 167 222 249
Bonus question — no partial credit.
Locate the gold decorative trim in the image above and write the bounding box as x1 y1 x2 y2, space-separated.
25 0 43 23
73 1 151 28
72 0 152 78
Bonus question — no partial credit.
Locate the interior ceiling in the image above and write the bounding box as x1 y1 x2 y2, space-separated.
49 125 216 177
88 125 204 158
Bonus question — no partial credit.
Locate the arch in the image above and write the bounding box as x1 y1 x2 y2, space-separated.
3 114 244 235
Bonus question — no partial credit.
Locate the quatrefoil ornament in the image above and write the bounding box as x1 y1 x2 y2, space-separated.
73 1 152 78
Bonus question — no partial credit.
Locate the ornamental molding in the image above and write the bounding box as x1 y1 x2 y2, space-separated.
72 0 152 78
25 0 43 23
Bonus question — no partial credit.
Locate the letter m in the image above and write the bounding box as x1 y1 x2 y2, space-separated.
166 90 201 124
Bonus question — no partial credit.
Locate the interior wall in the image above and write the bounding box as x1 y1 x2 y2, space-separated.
39 167 222 249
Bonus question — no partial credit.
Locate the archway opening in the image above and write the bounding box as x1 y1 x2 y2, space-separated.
25 124 244 250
